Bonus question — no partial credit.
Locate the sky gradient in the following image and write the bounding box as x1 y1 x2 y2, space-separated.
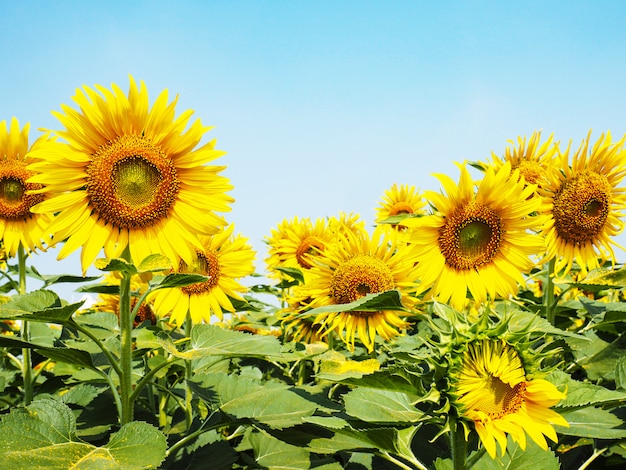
3 1 626 301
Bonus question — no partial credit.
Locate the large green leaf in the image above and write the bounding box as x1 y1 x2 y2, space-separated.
555 406 626 439
299 290 409 317
158 323 283 360
343 388 426 423
567 331 626 382
0 289 59 318
0 399 166 469
247 430 312 469
547 370 626 407
189 373 318 429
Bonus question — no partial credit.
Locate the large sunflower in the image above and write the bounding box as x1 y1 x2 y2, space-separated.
0 118 53 257
540 131 626 276
148 224 255 325
291 226 420 352
401 162 545 310
27 76 233 273
452 338 568 458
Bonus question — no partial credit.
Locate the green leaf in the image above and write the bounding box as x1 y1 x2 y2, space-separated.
505 309 585 339
0 399 166 469
555 406 626 439
0 289 59 318
41 274 101 288
569 331 626 382
94 257 137 275
616 355 626 390
0 337 97 370
571 266 626 291
190 373 318 429
158 324 283 360
343 388 425 423
18 301 84 324
154 273 209 289
136 253 172 273
547 370 626 407
247 430 311 469
274 266 305 283
300 290 409 317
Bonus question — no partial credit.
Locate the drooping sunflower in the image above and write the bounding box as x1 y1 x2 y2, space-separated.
0 118 54 257
27 76 233 273
539 131 626 276
148 224 255 325
375 183 426 229
451 338 568 458
488 131 558 189
401 162 545 310
290 226 420 352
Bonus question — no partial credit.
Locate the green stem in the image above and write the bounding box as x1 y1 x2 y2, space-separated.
184 312 194 430
450 419 467 470
18 244 33 405
544 258 556 326
118 247 134 425
129 355 181 403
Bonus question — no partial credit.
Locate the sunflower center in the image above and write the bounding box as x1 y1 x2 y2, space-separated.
552 171 611 245
389 202 415 216
87 134 179 229
330 255 395 315
516 160 543 185
295 236 324 269
439 203 503 270
477 376 526 420
0 163 45 220
181 250 220 295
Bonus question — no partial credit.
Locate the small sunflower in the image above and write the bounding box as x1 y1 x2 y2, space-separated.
489 131 558 189
148 224 255 325
540 131 626 276
401 162 545 310
93 272 156 327
291 226 420 352
452 338 568 458
0 118 54 257
375 183 426 229
27 76 233 273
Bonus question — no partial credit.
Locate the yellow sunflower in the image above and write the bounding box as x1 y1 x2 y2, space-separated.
93 272 156 327
0 118 54 257
401 162 545 310
452 339 568 458
291 226 420 352
489 131 558 188
148 224 255 325
540 131 626 276
375 183 426 229
27 76 233 273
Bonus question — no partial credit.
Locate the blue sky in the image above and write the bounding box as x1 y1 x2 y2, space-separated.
3 1 626 301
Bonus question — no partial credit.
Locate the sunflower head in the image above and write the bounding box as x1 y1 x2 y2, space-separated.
375 183 426 230
0 118 54 257
27 76 233 273
540 131 626 276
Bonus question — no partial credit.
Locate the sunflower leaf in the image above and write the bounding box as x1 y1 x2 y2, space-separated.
0 289 60 318
94 257 138 274
154 273 209 289
547 370 626 408
247 431 311 469
343 388 426 423
0 399 166 469
554 406 626 439
299 290 409 318
137 253 172 273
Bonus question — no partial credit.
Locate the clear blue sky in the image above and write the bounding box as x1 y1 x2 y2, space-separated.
3 1 626 301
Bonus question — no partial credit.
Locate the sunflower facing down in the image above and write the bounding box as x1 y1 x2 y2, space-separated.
27 76 233 273
0 118 54 257
539 131 626 276
452 339 568 458
148 224 255 326
401 162 545 311
290 226 420 352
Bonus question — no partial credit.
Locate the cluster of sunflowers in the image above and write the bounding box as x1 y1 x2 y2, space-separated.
1 76 626 469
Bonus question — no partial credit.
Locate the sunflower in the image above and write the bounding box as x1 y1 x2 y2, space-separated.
93 272 156 327
148 224 255 325
452 338 568 458
291 226 420 352
27 76 233 273
0 118 54 257
375 183 426 229
401 162 545 310
540 131 626 276
488 131 558 189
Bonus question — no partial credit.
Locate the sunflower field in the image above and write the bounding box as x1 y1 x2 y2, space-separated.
1 77 626 470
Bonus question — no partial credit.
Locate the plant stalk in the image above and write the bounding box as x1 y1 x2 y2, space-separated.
450 419 467 470
544 258 556 326
18 244 33 405
119 247 134 425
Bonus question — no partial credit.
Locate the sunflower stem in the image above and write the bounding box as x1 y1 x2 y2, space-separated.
18 244 33 405
544 258 556 326
450 419 467 470
184 312 194 430
119 246 134 425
